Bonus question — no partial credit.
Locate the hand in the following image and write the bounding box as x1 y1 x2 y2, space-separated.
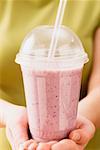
69 115 95 147
23 115 95 150
5 104 30 150
51 115 95 150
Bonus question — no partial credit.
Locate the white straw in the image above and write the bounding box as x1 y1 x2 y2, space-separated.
48 0 67 58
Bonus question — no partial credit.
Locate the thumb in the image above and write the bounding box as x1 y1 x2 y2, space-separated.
6 124 29 150
69 118 95 145
69 129 89 145
13 124 29 149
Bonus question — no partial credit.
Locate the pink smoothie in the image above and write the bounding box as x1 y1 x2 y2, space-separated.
22 67 82 142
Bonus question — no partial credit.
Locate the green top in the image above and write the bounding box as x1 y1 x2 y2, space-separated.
0 0 100 149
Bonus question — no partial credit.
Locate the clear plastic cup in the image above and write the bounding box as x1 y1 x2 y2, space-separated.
15 25 88 142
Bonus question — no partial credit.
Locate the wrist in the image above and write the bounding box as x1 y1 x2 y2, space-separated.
0 100 18 127
0 100 8 127
5 103 26 126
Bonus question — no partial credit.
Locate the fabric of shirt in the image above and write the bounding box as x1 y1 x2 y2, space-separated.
0 0 100 149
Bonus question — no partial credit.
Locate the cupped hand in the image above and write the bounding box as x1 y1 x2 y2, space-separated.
5 105 30 150
23 115 95 150
51 115 95 150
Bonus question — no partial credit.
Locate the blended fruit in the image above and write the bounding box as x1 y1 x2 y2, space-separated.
22 67 82 142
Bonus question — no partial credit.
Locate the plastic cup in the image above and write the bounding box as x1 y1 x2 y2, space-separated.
15 25 88 142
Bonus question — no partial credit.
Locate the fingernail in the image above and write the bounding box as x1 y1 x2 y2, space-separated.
72 133 81 141
28 143 38 150
28 147 35 150
37 143 50 150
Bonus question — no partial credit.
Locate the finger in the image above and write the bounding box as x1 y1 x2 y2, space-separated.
52 139 79 150
22 139 38 149
36 141 57 150
69 116 95 145
37 143 51 150
28 142 38 150
47 140 58 146
69 129 92 145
